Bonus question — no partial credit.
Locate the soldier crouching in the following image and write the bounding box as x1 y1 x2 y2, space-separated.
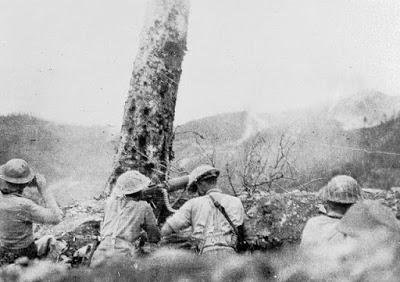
161 165 248 258
90 170 161 267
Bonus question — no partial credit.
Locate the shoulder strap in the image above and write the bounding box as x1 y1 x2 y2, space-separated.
208 194 239 237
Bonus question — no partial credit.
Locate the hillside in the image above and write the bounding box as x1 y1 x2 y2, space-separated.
348 116 400 189
0 114 115 205
1 90 400 205
175 111 248 143
330 90 400 129
1 103 400 273
172 91 400 191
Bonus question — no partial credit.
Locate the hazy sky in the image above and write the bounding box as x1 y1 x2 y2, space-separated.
1 0 400 126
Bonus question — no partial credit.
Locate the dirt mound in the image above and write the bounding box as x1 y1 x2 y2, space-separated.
244 189 400 249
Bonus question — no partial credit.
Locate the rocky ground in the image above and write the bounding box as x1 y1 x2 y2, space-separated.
31 187 400 262
2 188 400 281
244 188 400 249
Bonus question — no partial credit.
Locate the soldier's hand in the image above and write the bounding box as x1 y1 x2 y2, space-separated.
35 173 47 192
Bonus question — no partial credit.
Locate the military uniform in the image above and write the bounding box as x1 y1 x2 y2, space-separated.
0 193 61 250
300 175 362 251
300 211 346 249
91 195 160 266
0 159 63 265
91 171 160 267
165 188 245 254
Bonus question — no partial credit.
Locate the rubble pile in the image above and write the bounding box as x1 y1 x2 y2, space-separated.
37 188 400 257
243 188 400 249
59 220 101 263
35 199 103 238
33 199 104 266
363 188 400 218
244 191 322 248
55 188 400 254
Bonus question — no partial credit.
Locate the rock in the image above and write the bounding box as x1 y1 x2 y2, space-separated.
244 191 321 249
243 189 399 249
390 187 400 193
15 188 399 267
58 220 101 266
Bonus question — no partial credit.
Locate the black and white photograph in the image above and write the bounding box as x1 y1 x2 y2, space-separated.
1 0 400 281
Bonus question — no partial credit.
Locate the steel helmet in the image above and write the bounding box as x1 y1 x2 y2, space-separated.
187 164 220 189
318 175 362 204
0 159 35 184
114 170 151 197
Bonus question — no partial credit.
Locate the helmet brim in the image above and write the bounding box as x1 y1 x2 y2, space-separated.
0 165 35 184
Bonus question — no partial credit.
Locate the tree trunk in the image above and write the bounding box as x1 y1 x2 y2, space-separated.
105 0 190 195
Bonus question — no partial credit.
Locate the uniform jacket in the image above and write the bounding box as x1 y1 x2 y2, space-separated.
0 192 61 250
91 193 160 266
165 188 245 252
300 211 346 249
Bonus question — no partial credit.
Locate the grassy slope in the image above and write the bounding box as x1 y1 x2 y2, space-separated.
0 114 115 205
1 109 399 207
173 110 400 191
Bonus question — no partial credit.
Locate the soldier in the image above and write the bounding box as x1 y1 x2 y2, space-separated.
161 165 247 258
300 175 362 249
91 170 161 267
0 159 63 265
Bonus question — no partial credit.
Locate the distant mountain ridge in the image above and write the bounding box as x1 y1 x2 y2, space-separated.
329 91 400 129
173 90 400 190
0 114 115 205
175 90 400 143
1 90 399 203
175 111 248 143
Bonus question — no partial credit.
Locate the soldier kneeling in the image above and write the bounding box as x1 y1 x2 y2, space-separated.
161 165 249 258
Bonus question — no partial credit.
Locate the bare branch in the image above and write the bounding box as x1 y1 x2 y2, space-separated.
225 163 238 196
238 133 298 194
194 136 216 166
293 177 326 191
175 130 205 140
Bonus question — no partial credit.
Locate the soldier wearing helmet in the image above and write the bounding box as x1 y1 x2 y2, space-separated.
300 175 362 249
0 159 63 265
161 164 247 258
91 170 160 267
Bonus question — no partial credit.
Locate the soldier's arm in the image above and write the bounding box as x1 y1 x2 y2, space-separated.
160 223 174 237
235 199 245 227
27 174 63 224
25 200 62 224
161 200 192 236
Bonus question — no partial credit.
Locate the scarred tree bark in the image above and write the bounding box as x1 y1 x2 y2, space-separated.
105 0 190 195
